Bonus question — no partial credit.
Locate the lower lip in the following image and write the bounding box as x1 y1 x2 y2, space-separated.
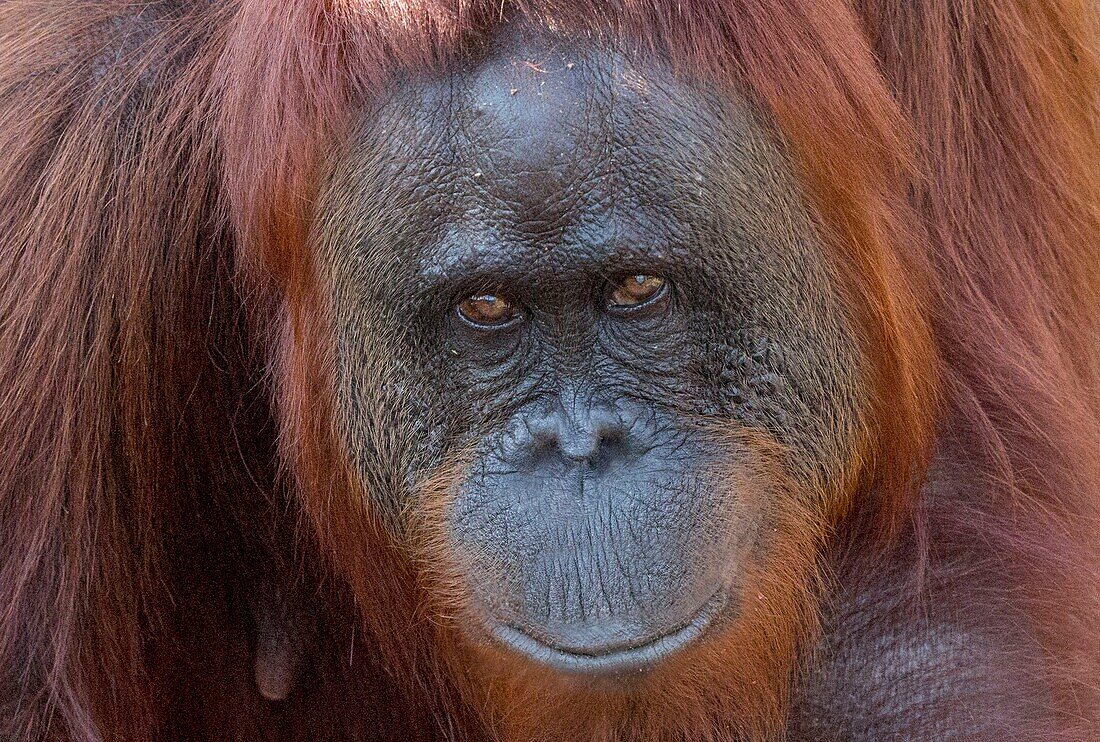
487 591 726 677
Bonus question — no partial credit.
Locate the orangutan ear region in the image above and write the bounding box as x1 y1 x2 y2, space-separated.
2 2 1098 741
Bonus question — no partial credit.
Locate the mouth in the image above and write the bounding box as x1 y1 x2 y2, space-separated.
487 591 726 677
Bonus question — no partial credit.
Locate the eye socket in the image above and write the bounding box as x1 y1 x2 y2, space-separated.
607 274 669 310
456 294 522 328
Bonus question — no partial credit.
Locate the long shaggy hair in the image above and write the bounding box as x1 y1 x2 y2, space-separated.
1 1 1097 739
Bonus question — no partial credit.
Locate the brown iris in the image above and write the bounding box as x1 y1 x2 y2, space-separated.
456 294 521 328
608 274 668 309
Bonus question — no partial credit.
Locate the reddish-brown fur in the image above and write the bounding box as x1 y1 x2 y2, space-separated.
1 1 1097 740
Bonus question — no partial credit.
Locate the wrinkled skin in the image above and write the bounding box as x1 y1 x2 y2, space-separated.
318 23 863 688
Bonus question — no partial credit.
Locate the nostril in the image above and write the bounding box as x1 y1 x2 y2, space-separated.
518 401 632 465
559 421 629 464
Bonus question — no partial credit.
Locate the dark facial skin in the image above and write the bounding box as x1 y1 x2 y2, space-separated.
318 25 864 678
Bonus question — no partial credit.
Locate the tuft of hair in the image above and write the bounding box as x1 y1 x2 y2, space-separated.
855 0 1100 733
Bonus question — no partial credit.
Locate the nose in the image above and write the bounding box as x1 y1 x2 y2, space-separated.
523 397 629 464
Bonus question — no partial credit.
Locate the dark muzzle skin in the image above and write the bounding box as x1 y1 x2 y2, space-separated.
449 393 737 676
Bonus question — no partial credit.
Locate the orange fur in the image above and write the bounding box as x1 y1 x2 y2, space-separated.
1 1 1097 739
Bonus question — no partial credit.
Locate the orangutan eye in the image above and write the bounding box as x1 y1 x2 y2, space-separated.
607 274 669 310
456 294 522 328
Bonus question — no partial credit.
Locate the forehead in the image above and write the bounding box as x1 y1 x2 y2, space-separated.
322 26 796 282
443 30 710 212
330 28 770 250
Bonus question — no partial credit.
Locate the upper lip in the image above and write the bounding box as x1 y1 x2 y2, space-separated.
487 591 726 676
